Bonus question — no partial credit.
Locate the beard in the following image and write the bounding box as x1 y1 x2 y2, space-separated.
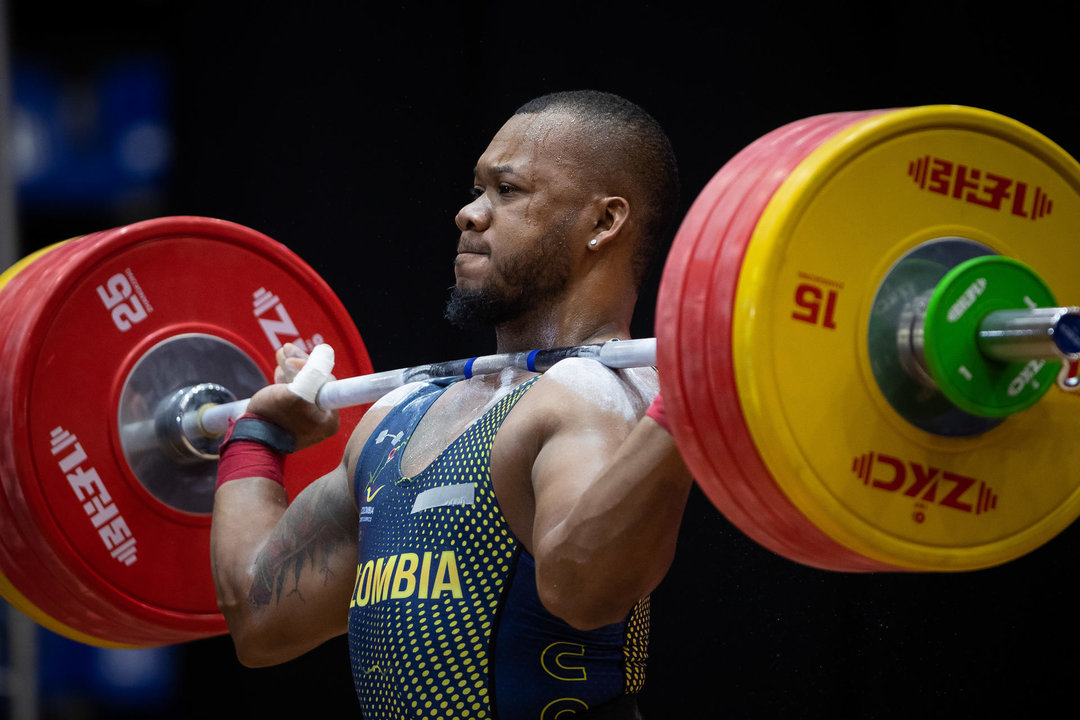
445 230 573 331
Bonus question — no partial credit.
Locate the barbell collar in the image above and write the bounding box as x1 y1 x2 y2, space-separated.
117 383 238 466
909 254 1076 416
902 301 1080 409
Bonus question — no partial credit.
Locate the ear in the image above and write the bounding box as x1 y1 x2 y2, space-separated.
586 196 630 250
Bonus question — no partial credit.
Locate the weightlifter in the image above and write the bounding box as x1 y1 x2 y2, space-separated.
210 89 693 719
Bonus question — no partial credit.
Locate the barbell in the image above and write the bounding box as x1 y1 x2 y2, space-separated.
0 105 1077 649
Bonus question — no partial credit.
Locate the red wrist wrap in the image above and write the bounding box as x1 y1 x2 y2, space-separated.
645 393 671 434
216 416 286 489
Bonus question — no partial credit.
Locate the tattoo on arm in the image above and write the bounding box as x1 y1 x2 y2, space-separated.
249 481 356 607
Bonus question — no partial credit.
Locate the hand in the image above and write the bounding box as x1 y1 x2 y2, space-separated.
246 343 340 452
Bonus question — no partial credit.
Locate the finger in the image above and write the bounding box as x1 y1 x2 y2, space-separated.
275 343 310 383
277 356 311 384
288 343 336 404
281 342 309 361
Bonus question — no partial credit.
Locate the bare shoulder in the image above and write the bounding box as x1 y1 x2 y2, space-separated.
537 357 658 423
500 358 658 446
491 360 658 548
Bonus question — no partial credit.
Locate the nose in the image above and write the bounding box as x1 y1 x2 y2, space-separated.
455 193 490 232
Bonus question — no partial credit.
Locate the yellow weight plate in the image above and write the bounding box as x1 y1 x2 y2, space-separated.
733 105 1080 571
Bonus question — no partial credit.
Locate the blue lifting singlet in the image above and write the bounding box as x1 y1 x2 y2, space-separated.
347 378 648 718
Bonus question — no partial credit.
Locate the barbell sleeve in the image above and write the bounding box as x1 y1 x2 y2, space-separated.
976 306 1080 363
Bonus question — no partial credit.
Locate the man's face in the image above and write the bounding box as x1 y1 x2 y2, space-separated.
446 111 593 329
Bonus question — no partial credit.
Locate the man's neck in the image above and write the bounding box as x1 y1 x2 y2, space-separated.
493 312 631 354
492 272 639 354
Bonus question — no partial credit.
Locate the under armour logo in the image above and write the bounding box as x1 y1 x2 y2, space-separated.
376 429 403 446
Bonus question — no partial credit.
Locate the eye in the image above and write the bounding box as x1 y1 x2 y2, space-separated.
497 183 515 195
468 186 483 200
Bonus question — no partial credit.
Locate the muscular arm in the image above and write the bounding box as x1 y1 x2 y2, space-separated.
523 364 693 631
210 343 382 667
210 464 359 667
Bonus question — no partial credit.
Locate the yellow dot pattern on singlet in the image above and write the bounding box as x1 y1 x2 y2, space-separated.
622 595 650 694
350 379 537 719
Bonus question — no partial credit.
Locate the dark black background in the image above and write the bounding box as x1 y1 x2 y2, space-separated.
7 2 1080 718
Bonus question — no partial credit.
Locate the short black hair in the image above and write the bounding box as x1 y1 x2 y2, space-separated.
514 90 680 288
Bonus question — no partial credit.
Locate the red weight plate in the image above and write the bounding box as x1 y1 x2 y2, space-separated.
700 118 860 566
0 227 216 645
686 115 872 568
660 116 856 566
0 478 172 645
0 243 166 647
658 113 901 571
0 217 372 645
659 121 818 563
0 241 185 646
701 112 896 571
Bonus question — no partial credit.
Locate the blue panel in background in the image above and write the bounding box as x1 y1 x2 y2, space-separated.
12 54 174 211
37 627 177 712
